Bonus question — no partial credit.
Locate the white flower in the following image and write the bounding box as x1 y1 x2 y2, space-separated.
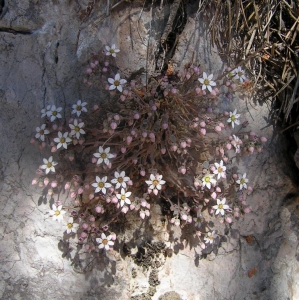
204 231 216 244
72 100 87 117
35 124 50 141
111 171 130 189
96 232 114 250
232 134 242 153
91 176 112 194
236 173 248 190
105 44 120 57
108 73 127 92
54 131 71 149
93 146 114 165
116 188 131 207
233 66 246 83
198 72 216 92
213 160 226 180
49 204 65 222
65 217 78 234
227 109 240 128
47 105 62 122
41 105 51 118
193 211 204 227
41 156 58 174
145 174 166 195
69 119 85 139
212 198 230 216
201 174 216 189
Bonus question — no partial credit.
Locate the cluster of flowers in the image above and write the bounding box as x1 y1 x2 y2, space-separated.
31 43 267 253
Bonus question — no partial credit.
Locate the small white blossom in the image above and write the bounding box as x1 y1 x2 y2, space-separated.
47 105 62 122
108 73 127 92
35 124 50 141
212 198 230 216
116 188 131 207
69 119 85 139
145 173 166 195
201 174 217 189
41 156 58 174
233 66 246 83
54 131 71 149
96 232 114 250
193 211 204 227
92 176 112 194
204 231 216 244
227 109 240 128
72 100 87 117
49 204 65 222
198 72 216 92
213 160 226 180
41 105 51 118
65 217 78 234
111 171 130 189
236 173 248 190
105 44 120 57
232 134 242 153
93 146 114 165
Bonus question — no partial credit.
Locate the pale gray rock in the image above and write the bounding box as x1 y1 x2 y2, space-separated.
0 1 299 300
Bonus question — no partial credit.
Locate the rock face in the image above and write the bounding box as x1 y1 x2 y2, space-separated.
0 1 299 300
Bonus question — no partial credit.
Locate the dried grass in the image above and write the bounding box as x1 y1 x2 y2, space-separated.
199 0 299 129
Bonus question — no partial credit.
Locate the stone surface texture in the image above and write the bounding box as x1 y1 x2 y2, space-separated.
0 1 299 300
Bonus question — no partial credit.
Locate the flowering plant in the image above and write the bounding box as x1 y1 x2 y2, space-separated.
31 44 268 264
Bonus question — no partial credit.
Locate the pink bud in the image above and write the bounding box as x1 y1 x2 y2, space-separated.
95 206 102 213
140 170 145 176
51 181 58 188
161 148 166 154
86 68 92 74
32 179 38 185
171 88 177 94
30 138 36 144
104 61 109 66
90 62 96 68
247 186 253 192
140 212 145 219
149 132 155 139
89 194 94 200
171 144 178 152
195 87 202 95
142 131 147 138
121 206 129 214
120 95 126 101
215 125 221 132
249 146 254 153
44 178 49 186
93 105 99 110
134 112 140 119
126 136 133 145
226 217 233 223
200 121 206 127
226 143 232 150
231 83 236 90
186 73 191 80
180 141 187 148
179 166 187 174
77 187 84 194
163 90 169 97
110 122 117 130
121 147 126 153
216 187 221 193
106 197 111 203
200 128 206 135
111 196 118 203
70 191 77 198
210 166 216 172
51 146 57 152
92 157 97 164
89 216 95 222
127 180 133 186
260 137 267 142
244 207 251 214
211 192 217 199
130 204 135 210
162 123 168 129
81 232 87 238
